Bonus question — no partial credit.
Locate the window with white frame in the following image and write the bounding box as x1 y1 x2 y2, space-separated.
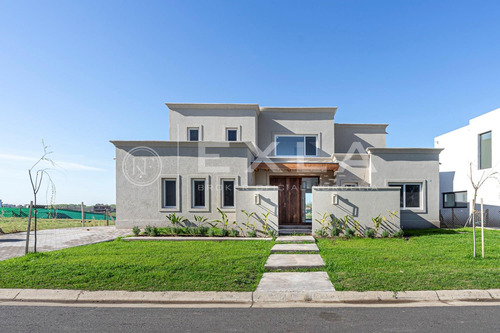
188 128 199 141
388 183 422 209
221 179 235 208
192 179 206 208
275 135 317 157
226 128 238 142
443 191 468 208
162 179 177 208
479 131 492 169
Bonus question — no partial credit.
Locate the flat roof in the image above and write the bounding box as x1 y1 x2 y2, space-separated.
165 103 338 116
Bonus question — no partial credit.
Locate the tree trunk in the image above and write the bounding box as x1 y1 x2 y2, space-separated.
25 201 33 255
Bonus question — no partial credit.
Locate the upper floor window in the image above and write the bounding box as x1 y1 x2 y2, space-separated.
388 183 422 209
188 128 199 141
275 135 317 157
226 128 238 142
479 131 492 169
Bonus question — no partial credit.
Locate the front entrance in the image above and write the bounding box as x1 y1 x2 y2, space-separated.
270 176 320 225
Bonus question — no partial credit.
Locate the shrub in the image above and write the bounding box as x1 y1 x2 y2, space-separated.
344 228 355 239
331 227 341 237
381 230 390 238
364 228 376 239
392 229 405 238
199 227 209 235
268 229 277 239
145 226 159 237
248 230 257 238
221 229 229 237
315 229 328 238
167 213 185 226
173 227 184 235
132 226 140 236
208 228 216 237
228 229 239 237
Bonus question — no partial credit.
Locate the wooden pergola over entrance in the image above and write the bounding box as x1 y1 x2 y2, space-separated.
252 162 339 173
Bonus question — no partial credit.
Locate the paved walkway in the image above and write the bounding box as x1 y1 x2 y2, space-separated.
256 236 335 292
0 227 131 261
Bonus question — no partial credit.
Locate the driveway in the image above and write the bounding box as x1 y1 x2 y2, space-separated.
0 227 131 261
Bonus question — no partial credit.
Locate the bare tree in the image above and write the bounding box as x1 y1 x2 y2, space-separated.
28 140 56 253
468 162 498 257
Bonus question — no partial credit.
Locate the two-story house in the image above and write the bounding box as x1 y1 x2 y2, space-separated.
112 103 442 234
435 108 499 227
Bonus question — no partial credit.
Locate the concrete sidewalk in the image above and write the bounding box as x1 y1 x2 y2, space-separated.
1 288 499 306
0 227 131 261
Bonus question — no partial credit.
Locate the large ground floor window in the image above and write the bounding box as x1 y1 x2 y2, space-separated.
388 183 422 209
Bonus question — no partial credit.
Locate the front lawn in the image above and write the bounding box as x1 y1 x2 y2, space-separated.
318 228 500 291
0 217 114 234
0 240 273 291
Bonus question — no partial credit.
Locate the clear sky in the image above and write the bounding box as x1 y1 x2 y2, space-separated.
1 0 499 205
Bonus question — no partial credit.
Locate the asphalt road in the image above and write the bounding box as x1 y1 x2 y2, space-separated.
1 305 499 332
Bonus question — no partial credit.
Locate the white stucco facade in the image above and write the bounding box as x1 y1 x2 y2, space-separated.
435 108 500 226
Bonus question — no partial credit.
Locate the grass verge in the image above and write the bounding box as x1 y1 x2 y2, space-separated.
318 228 500 291
0 217 113 234
0 239 273 292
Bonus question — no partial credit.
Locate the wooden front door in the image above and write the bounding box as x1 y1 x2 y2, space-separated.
270 177 302 225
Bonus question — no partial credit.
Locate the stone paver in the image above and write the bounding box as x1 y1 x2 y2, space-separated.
0 227 131 261
256 272 334 292
271 243 319 253
264 254 325 270
275 236 315 243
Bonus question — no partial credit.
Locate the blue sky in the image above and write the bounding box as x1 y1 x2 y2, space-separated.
1 0 499 205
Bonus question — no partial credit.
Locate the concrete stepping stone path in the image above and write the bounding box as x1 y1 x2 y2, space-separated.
256 272 335 292
271 243 319 253
264 254 325 270
275 236 315 243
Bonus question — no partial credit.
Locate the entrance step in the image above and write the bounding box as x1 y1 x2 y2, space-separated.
278 225 312 235
271 243 319 253
255 272 335 292
265 254 325 270
275 236 315 243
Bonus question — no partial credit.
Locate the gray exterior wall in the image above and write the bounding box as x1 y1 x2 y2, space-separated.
168 104 259 146
368 149 442 229
334 124 387 153
312 187 400 235
114 141 254 228
258 109 335 157
235 186 279 235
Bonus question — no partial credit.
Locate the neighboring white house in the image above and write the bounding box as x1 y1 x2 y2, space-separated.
435 108 500 227
112 103 443 234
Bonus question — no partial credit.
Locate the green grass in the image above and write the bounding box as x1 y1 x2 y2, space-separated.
0 239 273 292
0 217 114 234
318 228 500 292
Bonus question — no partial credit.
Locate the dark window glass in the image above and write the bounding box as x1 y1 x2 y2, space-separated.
227 129 237 141
189 129 199 141
405 185 420 208
305 136 317 156
389 184 404 207
479 131 492 169
163 180 176 207
276 136 304 156
222 180 234 207
193 180 205 207
443 191 467 208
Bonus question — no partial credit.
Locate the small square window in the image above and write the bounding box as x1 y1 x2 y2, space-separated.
226 129 238 142
342 182 358 187
222 180 235 207
188 128 199 141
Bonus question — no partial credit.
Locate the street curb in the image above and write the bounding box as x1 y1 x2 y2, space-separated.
1 289 500 305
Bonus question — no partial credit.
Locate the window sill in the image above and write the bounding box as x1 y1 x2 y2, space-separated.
159 208 180 213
